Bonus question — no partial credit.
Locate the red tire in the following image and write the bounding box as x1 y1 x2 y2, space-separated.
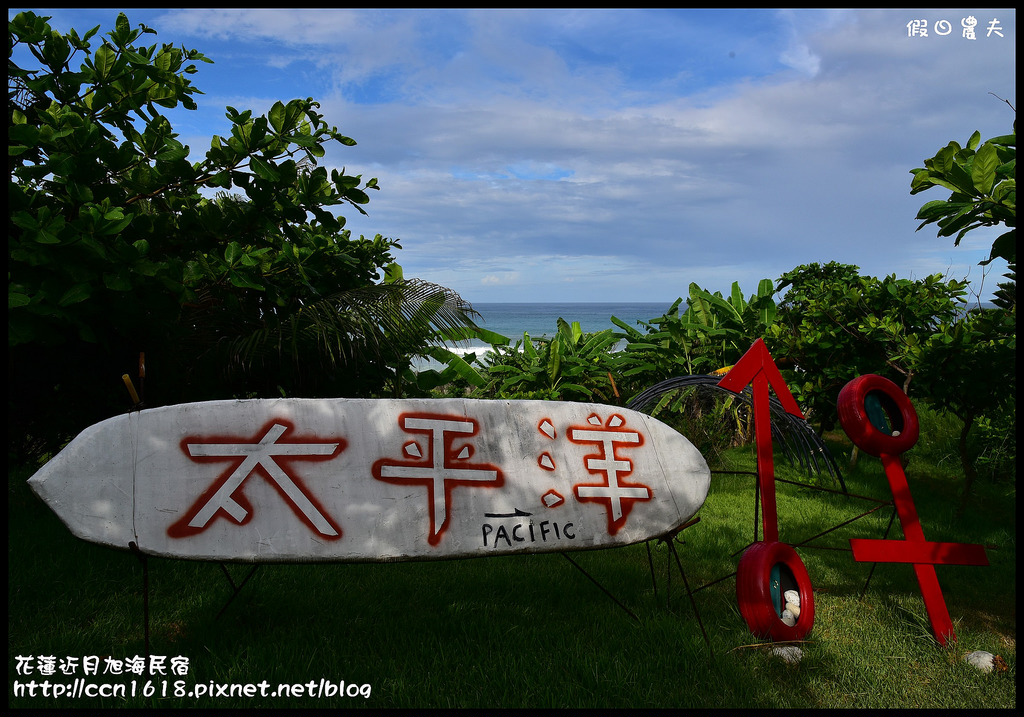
736 541 815 641
837 375 919 457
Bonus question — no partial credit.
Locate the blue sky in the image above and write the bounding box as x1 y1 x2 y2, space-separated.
12 8 1016 304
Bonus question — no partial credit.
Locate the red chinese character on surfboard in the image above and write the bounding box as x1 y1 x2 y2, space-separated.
567 413 652 535
372 413 504 546
168 420 346 540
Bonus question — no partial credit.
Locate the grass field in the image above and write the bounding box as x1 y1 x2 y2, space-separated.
8 414 1016 709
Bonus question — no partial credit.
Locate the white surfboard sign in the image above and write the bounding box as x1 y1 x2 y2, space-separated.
29 398 710 562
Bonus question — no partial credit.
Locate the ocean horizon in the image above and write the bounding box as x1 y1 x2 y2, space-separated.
416 297 1000 370
413 301 675 370
459 301 673 348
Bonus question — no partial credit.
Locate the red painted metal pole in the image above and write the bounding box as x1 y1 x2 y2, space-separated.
718 339 803 544
880 453 955 646
838 374 990 648
752 373 778 543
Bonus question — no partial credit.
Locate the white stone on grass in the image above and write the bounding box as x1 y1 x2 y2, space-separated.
964 651 1001 673
772 645 803 664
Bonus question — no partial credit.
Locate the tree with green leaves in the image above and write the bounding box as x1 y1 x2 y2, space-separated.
8 11 475 457
909 119 1016 505
906 307 1014 509
910 121 1016 266
767 263 970 431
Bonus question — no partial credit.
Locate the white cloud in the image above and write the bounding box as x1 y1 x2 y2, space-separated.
18 7 1012 302
481 272 521 286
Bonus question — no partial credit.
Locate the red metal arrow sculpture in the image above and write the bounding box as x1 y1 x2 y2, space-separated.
716 338 804 543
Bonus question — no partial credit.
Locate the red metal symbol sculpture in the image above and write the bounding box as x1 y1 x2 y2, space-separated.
837 375 989 646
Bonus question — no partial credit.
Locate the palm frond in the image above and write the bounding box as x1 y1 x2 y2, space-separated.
628 375 845 487
220 278 479 383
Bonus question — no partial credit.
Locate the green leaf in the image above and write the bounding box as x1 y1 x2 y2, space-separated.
730 282 746 313
8 123 38 146
103 270 133 291
268 101 287 133
122 49 148 66
224 242 243 265
915 199 961 220
971 142 999 196
97 212 134 235
439 326 510 347
933 145 957 174
580 329 619 357
93 43 116 80
383 263 404 284
206 170 231 188
114 12 130 39
66 182 94 203
419 346 487 386
58 283 93 306
250 155 280 181
153 48 173 73
156 144 189 163
523 333 538 360
695 284 742 324
983 228 1015 265
227 268 265 290
548 334 562 383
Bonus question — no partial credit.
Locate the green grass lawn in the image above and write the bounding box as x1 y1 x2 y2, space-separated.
8 429 1015 709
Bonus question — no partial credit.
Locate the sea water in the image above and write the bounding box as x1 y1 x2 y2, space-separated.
468 302 671 346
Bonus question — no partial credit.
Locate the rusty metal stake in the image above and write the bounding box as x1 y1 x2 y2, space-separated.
128 541 150 658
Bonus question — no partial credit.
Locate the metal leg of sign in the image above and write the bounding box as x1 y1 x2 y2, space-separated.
665 539 672 608
121 545 261 652
790 502 893 555
645 540 658 602
667 538 713 656
216 563 261 619
717 468 764 544
559 552 640 624
642 518 712 655
859 508 898 600
644 522 689 609
128 542 150 659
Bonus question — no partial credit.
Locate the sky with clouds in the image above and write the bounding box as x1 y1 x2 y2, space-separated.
13 8 1016 305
